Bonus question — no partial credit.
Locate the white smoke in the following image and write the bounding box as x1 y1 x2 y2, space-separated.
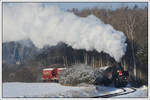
4 3 127 62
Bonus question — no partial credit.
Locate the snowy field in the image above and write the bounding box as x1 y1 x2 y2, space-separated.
3 82 148 98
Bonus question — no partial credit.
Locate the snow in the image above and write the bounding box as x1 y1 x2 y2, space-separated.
43 68 66 71
116 85 148 98
59 64 104 85
3 82 86 97
96 85 123 95
99 66 110 71
3 82 148 98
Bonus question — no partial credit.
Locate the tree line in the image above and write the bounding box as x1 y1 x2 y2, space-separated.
3 5 148 84
68 6 148 84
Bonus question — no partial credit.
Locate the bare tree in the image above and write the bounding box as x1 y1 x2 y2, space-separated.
63 56 68 67
125 13 137 80
84 52 88 65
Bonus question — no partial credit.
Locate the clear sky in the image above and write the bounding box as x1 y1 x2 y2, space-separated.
43 2 148 10
4 2 148 11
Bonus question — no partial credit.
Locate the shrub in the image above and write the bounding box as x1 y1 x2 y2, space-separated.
59 64 105 86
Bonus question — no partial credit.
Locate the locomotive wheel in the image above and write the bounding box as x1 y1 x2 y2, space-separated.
103 78 112 86
122 82 128 87
114 79 128 88
114 80 121 88
43 80 46 82
52 79 59 83
55 80 59 83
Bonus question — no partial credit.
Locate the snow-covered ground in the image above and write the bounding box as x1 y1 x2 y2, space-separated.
3 82 148 98
116 85 148 98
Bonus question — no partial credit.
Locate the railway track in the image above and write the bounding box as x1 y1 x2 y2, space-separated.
92 87 136 98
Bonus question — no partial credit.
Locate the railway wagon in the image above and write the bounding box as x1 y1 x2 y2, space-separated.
42 68 66 82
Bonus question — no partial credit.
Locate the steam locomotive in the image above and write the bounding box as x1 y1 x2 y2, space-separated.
103 65 129 88
42 64 129 88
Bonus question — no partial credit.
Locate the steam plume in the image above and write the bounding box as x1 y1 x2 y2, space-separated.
4 3 127 62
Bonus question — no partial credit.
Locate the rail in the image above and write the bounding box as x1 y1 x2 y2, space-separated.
91 87 136 98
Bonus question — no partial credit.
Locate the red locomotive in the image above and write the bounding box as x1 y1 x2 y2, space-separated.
42 68 66 82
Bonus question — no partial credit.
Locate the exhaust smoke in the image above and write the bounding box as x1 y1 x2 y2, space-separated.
4 3 127 62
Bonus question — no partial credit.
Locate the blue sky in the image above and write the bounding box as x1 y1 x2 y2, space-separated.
4 2 148 11
43 2 148 10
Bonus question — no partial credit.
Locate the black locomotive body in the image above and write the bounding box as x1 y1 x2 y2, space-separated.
103 65 129 88
113 69 129 88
